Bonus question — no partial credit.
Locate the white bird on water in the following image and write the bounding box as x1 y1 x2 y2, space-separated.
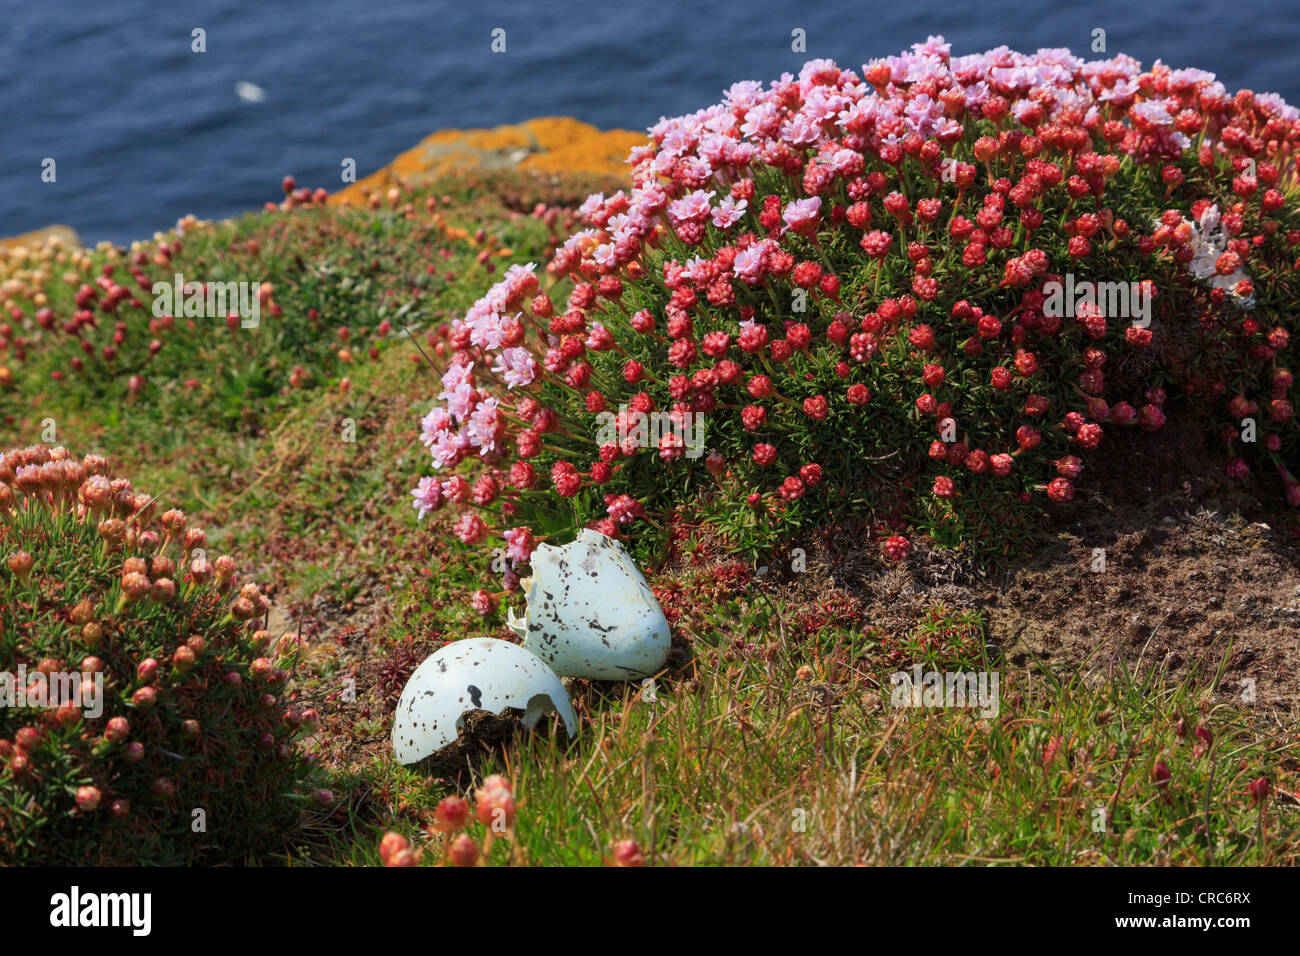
234 81 266 103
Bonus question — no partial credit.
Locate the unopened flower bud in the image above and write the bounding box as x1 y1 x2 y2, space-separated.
432 795 472 833
231 596 258 620
121 571 151 601
610 839 645 867
132 686 157 709
448 833 479 867
1152 760 1172 786
79 475 113 510
214 555 236 590
172 645 195 672
160 509 186 536
474 783 516 829
104 716 130 743
6 551 34 579
98 518 126 545
379 831 409 864
190 557 213 584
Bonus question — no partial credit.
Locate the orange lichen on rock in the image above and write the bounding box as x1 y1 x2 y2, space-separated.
331 117 645 206
0 225 82 251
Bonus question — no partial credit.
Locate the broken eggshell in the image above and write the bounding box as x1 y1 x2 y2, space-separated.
391 638 577 765
507 528 671 680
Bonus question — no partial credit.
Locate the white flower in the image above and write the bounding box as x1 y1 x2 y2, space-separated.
1176 205 1256 309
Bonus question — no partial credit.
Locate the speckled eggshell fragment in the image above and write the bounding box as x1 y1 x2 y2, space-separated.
507 528 671 680
391 637 577 764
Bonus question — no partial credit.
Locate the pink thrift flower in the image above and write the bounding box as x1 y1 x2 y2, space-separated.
453 514 488 545
492 347 537 389
711 196 748 229
503 527 535 563
783 198 822 236
659 431 685 462
667 190 715 225
410 476 445 519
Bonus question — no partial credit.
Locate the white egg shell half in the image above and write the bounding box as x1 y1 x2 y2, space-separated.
391 638 577 765
507 528 670 680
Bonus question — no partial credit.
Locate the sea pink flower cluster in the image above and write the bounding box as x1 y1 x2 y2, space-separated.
412 38 1300 570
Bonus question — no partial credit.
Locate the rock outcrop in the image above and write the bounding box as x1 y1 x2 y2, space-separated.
0 224 81 250
331 117 645 206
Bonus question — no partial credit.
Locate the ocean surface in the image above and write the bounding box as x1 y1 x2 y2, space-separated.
5 0 1299 245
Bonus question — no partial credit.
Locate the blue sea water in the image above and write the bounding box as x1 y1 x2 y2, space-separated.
4 0 1299 244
